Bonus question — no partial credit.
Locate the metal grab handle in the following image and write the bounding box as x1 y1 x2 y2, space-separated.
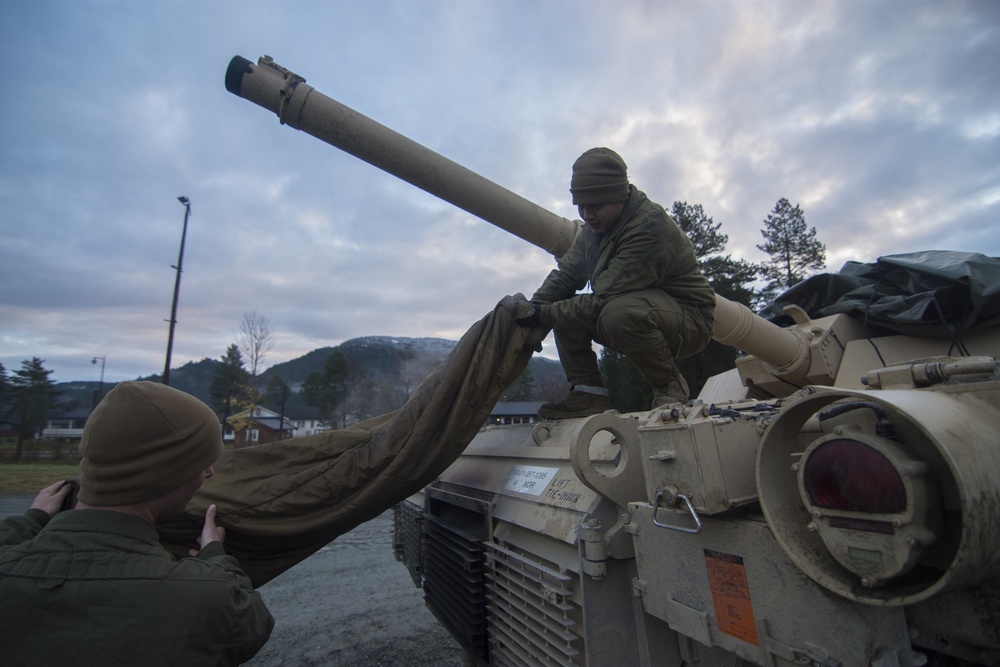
651 491 703 534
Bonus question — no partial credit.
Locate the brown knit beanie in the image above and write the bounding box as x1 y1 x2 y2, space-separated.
569 147 630 205
78 381 223 506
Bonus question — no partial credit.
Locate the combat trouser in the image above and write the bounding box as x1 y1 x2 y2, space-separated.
553 288 713 395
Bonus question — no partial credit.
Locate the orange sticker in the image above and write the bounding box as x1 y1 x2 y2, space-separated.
704 549 759 645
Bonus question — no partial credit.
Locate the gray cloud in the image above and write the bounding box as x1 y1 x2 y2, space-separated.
1 0 997 383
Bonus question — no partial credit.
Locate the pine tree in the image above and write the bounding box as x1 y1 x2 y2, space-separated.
756 198 826 305
263 374 290 407
670 202 760 396
344 370 377 423
0 362 10 418
501 365 537 402
598 348 650 413
671 201 760 308
210 345 249 437
11 357 59 457
303 348 348 427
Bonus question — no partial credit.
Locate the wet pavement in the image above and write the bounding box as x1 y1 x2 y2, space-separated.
0 494 33 519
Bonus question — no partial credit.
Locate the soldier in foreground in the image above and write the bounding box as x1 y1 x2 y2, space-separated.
0 382 274 666
518 147 715 418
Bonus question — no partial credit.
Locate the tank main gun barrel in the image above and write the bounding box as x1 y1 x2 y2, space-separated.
225 55 579 259
225 55 811 381
713 294 804 369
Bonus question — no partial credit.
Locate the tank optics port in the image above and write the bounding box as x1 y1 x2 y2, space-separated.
759 389 1000 604
795 433 940 587
801 438 907 514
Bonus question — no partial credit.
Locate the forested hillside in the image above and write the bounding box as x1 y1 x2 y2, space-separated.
50 336 565 415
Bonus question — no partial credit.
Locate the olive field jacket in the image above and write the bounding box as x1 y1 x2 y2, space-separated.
0 509 274 666
532 185 715 328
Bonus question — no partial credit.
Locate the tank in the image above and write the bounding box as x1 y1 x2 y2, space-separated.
226 55 1000 667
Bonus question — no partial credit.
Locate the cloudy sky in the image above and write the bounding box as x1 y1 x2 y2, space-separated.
2 1 997 384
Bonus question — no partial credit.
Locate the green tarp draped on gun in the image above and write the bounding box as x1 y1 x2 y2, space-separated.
760 251 1000 338
157 295 542 587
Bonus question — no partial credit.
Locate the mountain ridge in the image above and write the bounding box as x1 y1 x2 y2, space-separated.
50 335 565 413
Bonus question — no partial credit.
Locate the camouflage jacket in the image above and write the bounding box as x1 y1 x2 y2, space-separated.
531 185 715 328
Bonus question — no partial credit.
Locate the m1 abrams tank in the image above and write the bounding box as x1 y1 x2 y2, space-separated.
226 56 1000 667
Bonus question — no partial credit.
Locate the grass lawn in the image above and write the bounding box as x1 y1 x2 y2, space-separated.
0 463 82 494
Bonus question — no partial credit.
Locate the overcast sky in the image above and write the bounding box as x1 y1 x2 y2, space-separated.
2 0 997 384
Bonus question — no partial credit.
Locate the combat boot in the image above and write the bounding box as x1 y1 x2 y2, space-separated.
651 375 690 410
538 389 611 420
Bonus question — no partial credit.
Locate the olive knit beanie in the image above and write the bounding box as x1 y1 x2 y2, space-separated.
569 147 630 205
78 381 223 506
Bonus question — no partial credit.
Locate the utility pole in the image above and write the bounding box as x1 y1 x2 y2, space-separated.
163 196 191 386
91 355 106 408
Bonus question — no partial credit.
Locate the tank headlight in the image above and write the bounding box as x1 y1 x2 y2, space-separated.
796 433 940 587
801 438 907 514
759 389 1000 605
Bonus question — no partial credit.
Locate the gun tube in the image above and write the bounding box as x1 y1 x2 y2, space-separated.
226 56 578 259
226 55 806 372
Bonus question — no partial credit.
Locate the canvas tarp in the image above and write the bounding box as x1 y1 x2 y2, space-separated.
157 295 544 587
759 251 1000 338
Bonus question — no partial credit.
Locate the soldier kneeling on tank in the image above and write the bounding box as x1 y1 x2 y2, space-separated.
517 147 715 419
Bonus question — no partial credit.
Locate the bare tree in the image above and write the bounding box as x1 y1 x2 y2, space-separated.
237 311 275 400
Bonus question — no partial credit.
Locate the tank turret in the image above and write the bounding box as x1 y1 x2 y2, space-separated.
227 55 1000 666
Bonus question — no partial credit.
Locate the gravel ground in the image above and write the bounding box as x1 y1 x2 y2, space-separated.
0 495 463 666
244 511 463 667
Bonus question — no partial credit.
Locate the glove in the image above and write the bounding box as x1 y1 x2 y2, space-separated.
515 302 542 328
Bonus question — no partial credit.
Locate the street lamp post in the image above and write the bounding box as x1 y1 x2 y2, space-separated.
163 196 191 386
91 356 106 408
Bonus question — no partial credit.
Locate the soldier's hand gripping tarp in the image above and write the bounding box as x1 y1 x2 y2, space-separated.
157 295 545 587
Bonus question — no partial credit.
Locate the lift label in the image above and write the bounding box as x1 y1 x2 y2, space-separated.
704 549 759 645
501 465 558 496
